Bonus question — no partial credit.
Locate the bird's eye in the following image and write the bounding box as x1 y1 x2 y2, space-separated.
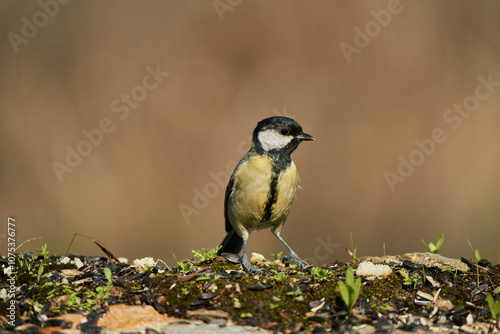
280 128 289 136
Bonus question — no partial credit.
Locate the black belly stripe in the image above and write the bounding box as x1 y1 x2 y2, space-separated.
262 165 281 222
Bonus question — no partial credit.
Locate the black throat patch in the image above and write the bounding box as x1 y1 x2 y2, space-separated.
261 163 282 222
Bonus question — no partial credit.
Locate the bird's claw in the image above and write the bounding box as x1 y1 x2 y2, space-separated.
285 252 309 269
242 255 263 274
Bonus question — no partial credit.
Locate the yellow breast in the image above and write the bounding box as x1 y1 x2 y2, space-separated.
273 162 299 222
227 154 299 233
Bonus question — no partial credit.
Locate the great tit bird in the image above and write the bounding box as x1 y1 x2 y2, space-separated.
217 116 314 273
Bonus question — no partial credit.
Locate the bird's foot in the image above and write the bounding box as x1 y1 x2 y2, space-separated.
241 255 263 274
286 252 309 269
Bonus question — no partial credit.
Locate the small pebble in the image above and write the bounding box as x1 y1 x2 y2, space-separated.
199 291 219 300
221 253 241 264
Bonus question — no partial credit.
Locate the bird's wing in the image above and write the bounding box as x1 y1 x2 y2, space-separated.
224 150 254 232
223 175 235 233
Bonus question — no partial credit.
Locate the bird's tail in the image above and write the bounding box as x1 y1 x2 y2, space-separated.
217 229 243 255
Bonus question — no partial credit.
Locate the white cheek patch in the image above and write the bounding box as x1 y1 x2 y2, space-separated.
257 129 293 151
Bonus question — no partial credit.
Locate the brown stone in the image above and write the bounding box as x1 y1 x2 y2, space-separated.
362 252 469 272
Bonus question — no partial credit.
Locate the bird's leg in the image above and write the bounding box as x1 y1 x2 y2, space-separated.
273 232 309 268
241 231 263 274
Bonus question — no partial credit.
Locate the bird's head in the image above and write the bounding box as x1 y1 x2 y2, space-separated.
252 116 314 155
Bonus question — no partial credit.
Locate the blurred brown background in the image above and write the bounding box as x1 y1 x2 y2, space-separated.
1 1 499 265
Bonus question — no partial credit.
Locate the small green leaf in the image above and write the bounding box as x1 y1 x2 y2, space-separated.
338 281 349 306
353 275 362 301
487 293 500 322
104 267 112 286
196 274 211 281
271 251 284 261
338 267 362 314
37 265 44 281
436 234 444 249
422 234 444 254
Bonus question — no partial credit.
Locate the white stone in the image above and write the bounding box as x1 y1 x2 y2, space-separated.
73 257 84 269
356 261 392 278
132 257 155 271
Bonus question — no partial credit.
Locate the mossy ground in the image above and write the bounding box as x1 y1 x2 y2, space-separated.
1 254 499 332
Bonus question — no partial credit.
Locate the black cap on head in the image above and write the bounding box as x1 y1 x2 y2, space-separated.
252 116 314 155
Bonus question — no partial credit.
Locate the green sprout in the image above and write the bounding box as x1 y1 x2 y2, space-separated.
196 273 212 281
177 262 193 275
94 267 113 302
17 253 34 273
466 237 482 286
37 244 50 263
171 252 193 275
44 269 113 313
16 243 52 281
487 293 500 323
421 234 444 254
310 267 332 283
13 237 43 279
399 268 421 289
192 246 222 262
287 288 304 302
142 264 154 273
37 265 45 282
474 249 487 262
348 232 358 262
104 267 112 286
269 303 280 310
270 271 288 283
233 298 242 308
467 241 486 263
36 244 52 282
271 251 284 261
338 267 361 314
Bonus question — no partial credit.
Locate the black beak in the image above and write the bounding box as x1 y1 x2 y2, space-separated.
296 132 315 141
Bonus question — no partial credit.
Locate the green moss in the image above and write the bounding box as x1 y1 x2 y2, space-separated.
360 272 407 301
216 278 311 326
